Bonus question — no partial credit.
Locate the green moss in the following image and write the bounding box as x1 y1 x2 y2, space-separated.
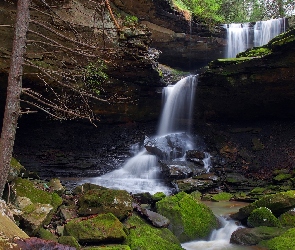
82 245 130 250
10 157 24 172
273 173 292 182
156 192 218 242
278 210 295 227
237 47 272 58
152 192 166 202
190 191 202 201
247 207 281 228
58 236 80 249
38 228 58 242
209 57 253 68
64 213 127 244
259 228 295 250
124 215 183 250
211 192 233 202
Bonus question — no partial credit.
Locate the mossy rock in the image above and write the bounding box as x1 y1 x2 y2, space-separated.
124 215 183 250
78 189 133 220
278 210 295 227
82 245 130 250
58 236 81 249
38 228 58 242
259 228 295 250
190 190 202 201
64 213 127 244
247 207 281 228
211 192 233 202
237 47 272 58
8 157 25 182
13 177 62 211
73 183 108 195
273 173 292 182
230 226 286 246
233 190 295 221
156 192 218 242
152 192 166 202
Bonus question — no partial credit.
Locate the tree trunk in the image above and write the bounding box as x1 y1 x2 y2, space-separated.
0 0 30 197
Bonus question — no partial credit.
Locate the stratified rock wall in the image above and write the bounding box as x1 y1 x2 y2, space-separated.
197 27 295 121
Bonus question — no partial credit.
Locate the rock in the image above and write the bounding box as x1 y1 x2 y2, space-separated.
8 157 26 182
247 207 281 228
258 228 295 249
232 190 295 221
49 178 65 195
37 228 58 242
13 237 76 250
230 226 286 246
20 203 54 236
144 133 189 159
278 209 295 227
72 183 107 195
64 213 127 244
124 214 183 250
77 189 133 220
185 150 206 165
59 205 78 221
58 236 80 249
175 177 215 193
159 160 195 179
141 208 170 228
156 192 218 242
211 192 233 202
14 196 33 210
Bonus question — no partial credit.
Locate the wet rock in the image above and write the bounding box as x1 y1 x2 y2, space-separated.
230 226 286 246
64 213 127 244
175 178 216 193
156 192 218 242
159 160 195 179
59 205 78 221
77 189 133 220
144 133 189 159
49 178 65 196
185 150 206 166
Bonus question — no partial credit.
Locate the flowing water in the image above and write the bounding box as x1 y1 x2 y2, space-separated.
79 75 199 194
225 18 286 58
182 201 255 250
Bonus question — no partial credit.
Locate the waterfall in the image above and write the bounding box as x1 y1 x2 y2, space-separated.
80 75 198 194
225 18 285 58
226 23 250 58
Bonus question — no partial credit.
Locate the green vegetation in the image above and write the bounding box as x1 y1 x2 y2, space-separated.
247 207 281 228
156 192 218 242
259 228 295 250
125 215 183 250
83 59 108 95
123 15 138 27
211 192 232 201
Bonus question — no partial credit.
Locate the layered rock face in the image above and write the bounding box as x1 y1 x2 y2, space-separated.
196 26 295 121
113 0 227 70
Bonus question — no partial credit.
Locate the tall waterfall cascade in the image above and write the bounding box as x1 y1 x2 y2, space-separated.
80 75 202 194
225 18 286 58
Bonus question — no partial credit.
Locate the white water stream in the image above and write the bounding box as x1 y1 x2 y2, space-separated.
79 75 200 195
225 18 286 58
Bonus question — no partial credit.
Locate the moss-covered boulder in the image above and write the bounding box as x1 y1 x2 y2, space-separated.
77 189 133 220
8 157 25 182
278 209 295 227
259 228 295 250
124 214 183 250
58 236 81 249
156 192 218 242
64 213 127 244
247 207 281 228
37 228 58 242
232 190 295 221
211 192 233 202
230 226 286 246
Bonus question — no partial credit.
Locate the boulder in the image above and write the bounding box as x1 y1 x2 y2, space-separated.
278 209 295 227
77 188 133 220
230 226 286 246
64 213 127 244
124 214 183 250
175 177 216 193
232 190 295 221
247 207 281 228
155 192 218 242
159 160 195 179
259 228 295 249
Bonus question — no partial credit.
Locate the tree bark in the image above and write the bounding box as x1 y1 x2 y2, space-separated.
0 0 30 197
